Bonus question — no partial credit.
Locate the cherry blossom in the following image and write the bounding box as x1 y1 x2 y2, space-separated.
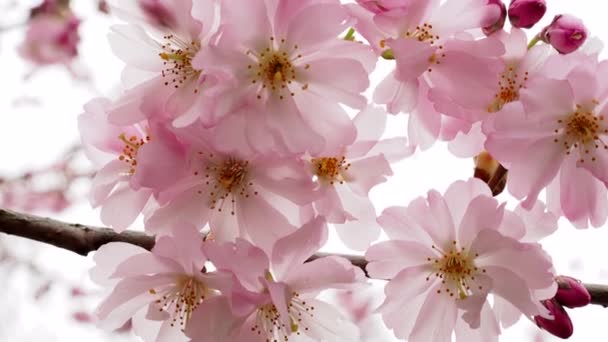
303 106 412 250
187 217 363 341
18 9 80 66
79 98 184 231
192 0 376 153
106 0 221 127
367 178 555 342
90 225 231 342
429 28 552 157
484 55 608 227
144 121 315 251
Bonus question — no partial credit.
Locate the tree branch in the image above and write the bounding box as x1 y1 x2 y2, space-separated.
1 208 607 307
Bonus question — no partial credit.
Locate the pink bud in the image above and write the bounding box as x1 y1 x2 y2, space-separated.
534 298 573 339
555 276 591 308
541 14 588 54
483 0 507 36
355 0 409 16
508 0 546 29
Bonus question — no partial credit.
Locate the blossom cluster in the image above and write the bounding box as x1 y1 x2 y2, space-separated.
78 0 603 341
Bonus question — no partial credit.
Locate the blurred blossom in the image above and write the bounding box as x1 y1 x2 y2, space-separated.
541 14 588 54
508 0 546 29
19 0 81 66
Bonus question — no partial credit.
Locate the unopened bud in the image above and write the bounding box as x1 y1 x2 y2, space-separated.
355 0 409 16
483 0 507 36
508 0 546 29
534 298 573 339
555 276 591 308
541 14 587 54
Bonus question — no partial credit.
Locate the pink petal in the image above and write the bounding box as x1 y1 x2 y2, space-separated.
286 3 349 55
271 217 327 280
91 242 148 286
344 154 392 196
101 186 152 231
457 196 504 248
409 284 458 342
520 77 575 120
507 136 565 208
374 71 418 114
285 256 361 293
366 240 431 279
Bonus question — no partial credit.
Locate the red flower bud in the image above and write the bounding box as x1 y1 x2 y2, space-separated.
483 0 507 36
541 14 588 54
508 0 546 29
534 298 573 339
555 276 591 308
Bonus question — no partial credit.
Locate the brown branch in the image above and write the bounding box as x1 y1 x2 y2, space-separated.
0 208 154 256
1 208 608 307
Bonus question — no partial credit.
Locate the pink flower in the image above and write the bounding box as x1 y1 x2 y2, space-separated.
355 0 409 16
78 98 186 231
367 178 555 341
508 0 546 29
428 28 553 157
90 225 232 342
484 56 608 227
106 0 221 127
18 13 80 66
144 122 316 251
187 217 363 341
349 0 504 149
304 106 412 250
192 0 375 154
541 14 588 54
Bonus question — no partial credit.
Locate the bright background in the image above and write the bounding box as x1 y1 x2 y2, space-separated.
1 0 608 341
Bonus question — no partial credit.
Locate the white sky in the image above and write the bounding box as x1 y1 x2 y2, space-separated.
1 0 608 341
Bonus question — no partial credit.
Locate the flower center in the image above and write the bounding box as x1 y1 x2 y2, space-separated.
149 275 209 330
193 153 257 215
311 156 351 185
427 242 483 300
159 34 201 92
487 66 528 113
405 23 440 44
251 291 313 341
118 133 150 175
553 102 608 163
247 36 309 100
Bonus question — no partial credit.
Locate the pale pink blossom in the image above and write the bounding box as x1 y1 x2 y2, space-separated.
144 122 316 251
303 106 412 250
484 55 608 227
106 0 221 127
349 0 504 150
90 225 232 342
18 13 80 66
192 0 376 154
367 178 555 342
429 28 552 157
78 98 185 231
187 217 363 341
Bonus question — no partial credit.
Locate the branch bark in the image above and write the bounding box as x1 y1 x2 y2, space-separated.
1 208 607 307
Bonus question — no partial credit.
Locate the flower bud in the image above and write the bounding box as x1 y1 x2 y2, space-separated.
483 0 507 36
541 14 588 54
508 0 546 29
355 0 409 16
534 298 573 339
555 276 591 308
